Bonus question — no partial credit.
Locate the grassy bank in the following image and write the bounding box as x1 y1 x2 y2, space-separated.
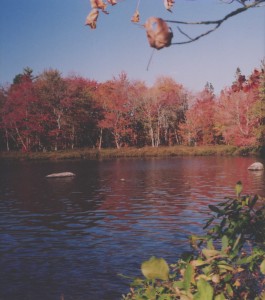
0 145 262 161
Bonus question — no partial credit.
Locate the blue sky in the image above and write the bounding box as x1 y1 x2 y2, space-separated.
0 0 264 93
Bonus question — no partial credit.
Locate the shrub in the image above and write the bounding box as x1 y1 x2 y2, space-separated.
122 184 265 300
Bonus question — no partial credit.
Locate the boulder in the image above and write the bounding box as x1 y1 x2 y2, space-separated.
46 172 76 178
247 162 264 171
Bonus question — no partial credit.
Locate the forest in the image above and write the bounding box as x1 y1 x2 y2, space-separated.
0 64 264 152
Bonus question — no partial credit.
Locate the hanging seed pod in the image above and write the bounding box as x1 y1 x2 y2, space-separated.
144 17 173 50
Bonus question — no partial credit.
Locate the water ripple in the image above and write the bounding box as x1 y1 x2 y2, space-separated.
0 157 265 299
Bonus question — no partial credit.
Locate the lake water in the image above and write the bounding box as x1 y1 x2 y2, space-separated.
0 156 265 300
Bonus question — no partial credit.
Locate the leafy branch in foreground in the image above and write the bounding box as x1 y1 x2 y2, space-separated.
85 0 265 49
122 184 265 300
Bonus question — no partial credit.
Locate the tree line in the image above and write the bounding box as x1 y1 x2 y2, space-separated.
0 65 264 152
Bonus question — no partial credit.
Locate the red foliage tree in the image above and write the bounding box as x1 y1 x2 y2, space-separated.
0 86 9 151
96 72 133 149
136 76 188 147
34 69 68 151
215 68 263 146
62 76 102 148
3 74 39 151
1 65 264 152
179 84 217 146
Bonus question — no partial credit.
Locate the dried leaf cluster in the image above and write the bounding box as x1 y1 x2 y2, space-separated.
85 0 175 49
85 0 265 48
85 0 117 28
144 17 173 50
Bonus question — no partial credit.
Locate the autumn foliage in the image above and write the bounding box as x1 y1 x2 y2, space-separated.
0 66 264 152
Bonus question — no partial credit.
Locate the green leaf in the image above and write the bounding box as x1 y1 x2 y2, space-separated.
180 296 193 300
202 265 212 276
157 295 172 300
203 217 215 229
259 291 265 300
202 248 220 259
214 293 226 300
183 263 194 291
190 259 209 267
173 280 184 289
221 235 229 252
225 283 234 297
141 256 169 281
207 239 214 250
232 233 242 251
223 274 232 282
248 194 258 209
235 181 243 197
208 205 223 214
260 259 265 275
194 278 214 300
220 217 227 229
217 263 234 272
236 256 253 265
131 277 145 287
190 235 207 249
144 285 156 298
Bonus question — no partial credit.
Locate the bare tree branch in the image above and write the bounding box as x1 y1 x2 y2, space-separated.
163 0 265 45
177 26 193 41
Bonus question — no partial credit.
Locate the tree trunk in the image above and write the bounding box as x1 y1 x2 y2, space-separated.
115 134 120 149
98 128 103 150
149 126 155 147
5 128 10 151
15 127 27 151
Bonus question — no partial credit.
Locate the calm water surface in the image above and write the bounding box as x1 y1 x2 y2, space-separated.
0 156 265 300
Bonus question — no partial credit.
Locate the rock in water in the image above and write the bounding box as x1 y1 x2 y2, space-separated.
247 162 264 171
46 172 76 178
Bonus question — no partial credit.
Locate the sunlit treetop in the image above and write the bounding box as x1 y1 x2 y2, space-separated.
85 0 265 50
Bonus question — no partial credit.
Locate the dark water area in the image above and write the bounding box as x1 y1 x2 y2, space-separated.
0 156 265 300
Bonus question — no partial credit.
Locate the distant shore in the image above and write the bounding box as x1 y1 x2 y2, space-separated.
0 145 263 161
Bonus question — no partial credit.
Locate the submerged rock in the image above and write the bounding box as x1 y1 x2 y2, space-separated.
247 162 264 171
46 172 76 178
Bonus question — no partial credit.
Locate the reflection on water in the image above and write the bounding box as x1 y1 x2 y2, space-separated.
0 156 265 300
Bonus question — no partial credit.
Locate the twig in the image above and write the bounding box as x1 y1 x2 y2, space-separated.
146 48 156 71
163 0 265 45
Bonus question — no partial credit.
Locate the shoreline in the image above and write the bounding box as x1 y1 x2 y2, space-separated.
0 145 263 161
